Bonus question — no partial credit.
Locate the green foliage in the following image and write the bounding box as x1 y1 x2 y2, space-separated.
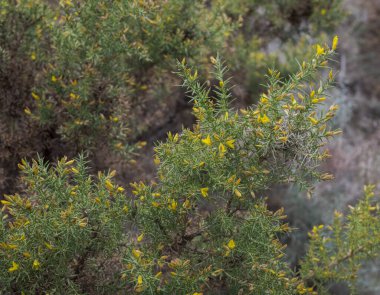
30 0 233 153
121 41 340 294
2 38 380 294
300 185 380 294
0 156 128 294
221 0 344 99
0 0 345 202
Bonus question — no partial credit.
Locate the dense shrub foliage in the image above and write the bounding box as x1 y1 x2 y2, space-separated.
3 1 379 295
32 0 233 153
0 156 128 293
2 38 380 294
0 0 345 198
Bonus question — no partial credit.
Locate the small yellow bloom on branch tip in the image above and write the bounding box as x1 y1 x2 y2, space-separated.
154 156 160 165
32 259 40 270
31 92 40 100
258 113 270 124
137 275 143 285
316 44 325 56
71 167 79 174
308 116 319 125
226 139 235 149
202 135 212 146
45 242 53 250
8 261 19 272
227 239 236 250
169 200 177 211
332 35 339 51
200 187 209 197
24 107 32 115
219 143 226 157
105 180 114 190
132 249 142 259
234 189 242 198
137 233 144 242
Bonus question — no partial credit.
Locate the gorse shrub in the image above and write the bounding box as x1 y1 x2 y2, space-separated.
0 155 128 293
3 38 380 294
120 39 340 294
0 0 345 199
0 0 233 198
30 0 233 154
301 184 380 294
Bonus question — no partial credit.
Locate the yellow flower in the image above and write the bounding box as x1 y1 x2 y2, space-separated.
225 139 235 149
201 135 212 146
200 187 209 198
137 233 144 242
329 69 334 81
169 200 177 211
234 189 242 198
44 242 53 250
132 249 142 259
32 259 40 270
258 113 270 124
30 52 36 60
24 107 32 115
23 252 31 258
151 201 160 207
316 44 325 56
218 143 226 157
71 167 79 174
183 199 191 209
31 92 40 100
308 116 319 125
105 180 114 190
117 186 125 192
193 293 203 295
8 261 19 272
227 239 236 250
332 35 339 51
135 275 144 292
78 218 88 228
51 75 57 82
153 156 160 165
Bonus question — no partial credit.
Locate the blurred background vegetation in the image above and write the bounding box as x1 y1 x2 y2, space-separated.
1 0 380 293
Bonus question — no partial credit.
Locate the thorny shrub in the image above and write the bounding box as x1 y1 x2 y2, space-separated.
0 0 345 199
3 38 380 295
29 0 233 154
